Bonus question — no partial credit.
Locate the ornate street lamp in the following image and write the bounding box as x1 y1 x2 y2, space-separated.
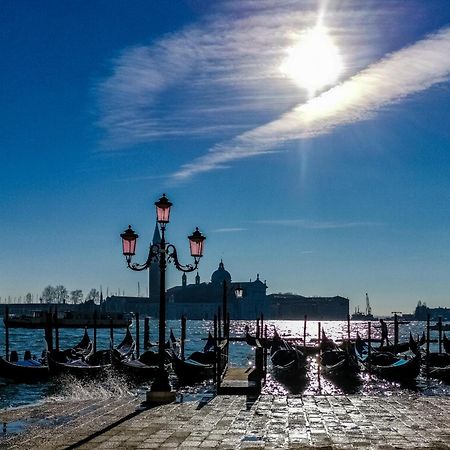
120 193 205 403
234 285 244 299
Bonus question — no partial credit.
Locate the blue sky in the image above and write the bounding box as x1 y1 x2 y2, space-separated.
1 0 450 315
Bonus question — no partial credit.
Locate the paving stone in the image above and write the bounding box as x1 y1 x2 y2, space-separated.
2 394 450 449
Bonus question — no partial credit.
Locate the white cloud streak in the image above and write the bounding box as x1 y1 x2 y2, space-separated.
253 219 384 229
212 227 248 233
172 26 450 181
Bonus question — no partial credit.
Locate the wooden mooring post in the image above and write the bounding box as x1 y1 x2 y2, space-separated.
214 314 219 386
135 312 140 358
303 315 307 350
54 307 59 352
181 315 187 361
93 310 97 354
368 321 372 373
218 307 222 341
426 313 430 379
4 306 9 360
222 280 228 337
438 316 443 354
45 310 53 352
347 313 351 342
264 324 268 378
110 318 114 347
317 322 321 379
254 341 263 391
260 313 264 340
226 312 230 359
143 317 150 350
393 313 399 353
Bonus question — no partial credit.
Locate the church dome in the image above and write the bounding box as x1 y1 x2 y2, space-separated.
211 260 231 285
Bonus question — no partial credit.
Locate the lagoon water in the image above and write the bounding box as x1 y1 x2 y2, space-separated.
1 319 449 410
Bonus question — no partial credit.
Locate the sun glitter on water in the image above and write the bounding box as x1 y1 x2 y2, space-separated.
280 25 343 96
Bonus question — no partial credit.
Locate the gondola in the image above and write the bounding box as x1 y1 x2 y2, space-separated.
133 328 177 368
320 332 359 377
171 351 214 384
320 330 338 352
113 354 159 381
47 330 111 378
114 327 135 359
244 326 273 349
188 332 216 365
419 331 426 347
355 335 421 381
0 350 49 383
48 349 112 378
377 341 411 354
170 332 216 384
270 334 307 380
60 327 94 359
112 328 160 381
1 328 94 382
425 352 450 384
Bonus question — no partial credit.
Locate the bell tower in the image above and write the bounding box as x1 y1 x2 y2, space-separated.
148 223 161 302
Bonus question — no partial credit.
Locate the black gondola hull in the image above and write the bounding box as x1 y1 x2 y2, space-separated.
171 353 214 384
0 357 49 383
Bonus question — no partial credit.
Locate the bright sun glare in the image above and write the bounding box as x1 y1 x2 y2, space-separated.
280 25 343 96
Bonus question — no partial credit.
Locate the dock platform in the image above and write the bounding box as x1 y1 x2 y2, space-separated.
217 367 259 395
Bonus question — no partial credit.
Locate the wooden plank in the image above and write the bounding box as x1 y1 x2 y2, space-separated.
218 367 260 396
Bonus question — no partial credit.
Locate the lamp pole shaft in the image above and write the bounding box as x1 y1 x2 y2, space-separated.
159 227 167 372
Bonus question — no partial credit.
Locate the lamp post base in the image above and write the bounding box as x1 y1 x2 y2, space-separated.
145 368 176 405
146 389 176 404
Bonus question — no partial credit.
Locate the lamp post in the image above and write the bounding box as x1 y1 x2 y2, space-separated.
120 193 205 403
235 284 244 299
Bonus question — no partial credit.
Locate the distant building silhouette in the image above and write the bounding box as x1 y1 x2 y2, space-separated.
4 260 348 320
166 260 268 319
100 260 269 319
268 293 349 320
97 263 351 320
115 261 348 319
414 301 450 321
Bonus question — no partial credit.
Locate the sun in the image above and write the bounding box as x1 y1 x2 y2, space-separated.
280 25 343 96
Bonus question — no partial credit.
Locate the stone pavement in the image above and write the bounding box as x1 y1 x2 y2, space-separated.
2 394 450 449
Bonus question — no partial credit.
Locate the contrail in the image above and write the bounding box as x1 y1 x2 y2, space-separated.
172 26 450 182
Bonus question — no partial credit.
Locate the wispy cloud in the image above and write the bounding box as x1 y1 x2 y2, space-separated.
97 2 450 181
212 227 248 233
172 25 450 180
97 1 390 148
253 219 384 229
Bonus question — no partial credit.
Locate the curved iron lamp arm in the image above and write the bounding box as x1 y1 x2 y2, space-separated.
166 244 199 273
126 243 160 271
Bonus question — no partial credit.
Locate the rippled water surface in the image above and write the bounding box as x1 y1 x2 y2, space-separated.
1 319 449 409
